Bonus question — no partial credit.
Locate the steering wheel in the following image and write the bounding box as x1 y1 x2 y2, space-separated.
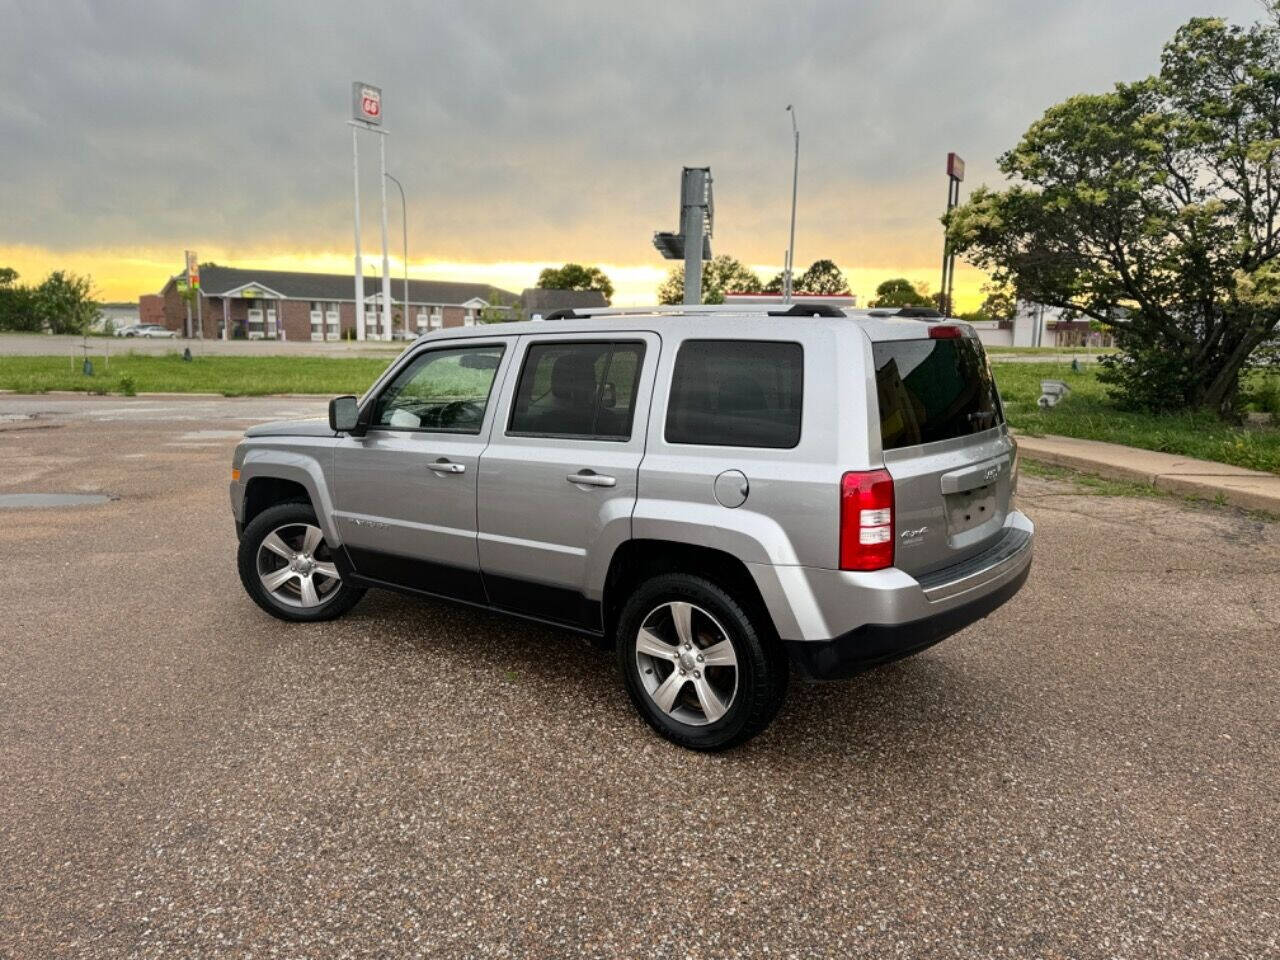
439 400 484 426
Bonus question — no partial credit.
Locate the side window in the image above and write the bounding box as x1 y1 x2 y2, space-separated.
372 344 504 433
508 340 646 440
665 340 803 448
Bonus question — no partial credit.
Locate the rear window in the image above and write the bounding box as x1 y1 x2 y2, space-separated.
665 340 803 448
873 336 1003 450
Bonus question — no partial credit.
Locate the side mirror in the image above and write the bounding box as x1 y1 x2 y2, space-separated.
329 395 360 434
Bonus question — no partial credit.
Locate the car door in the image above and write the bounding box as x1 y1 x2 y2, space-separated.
477 332 659 630
332 337 514 602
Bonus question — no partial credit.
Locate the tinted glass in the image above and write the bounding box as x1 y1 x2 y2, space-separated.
665 340 803 448
372 344 504 433
873 336 1003 450
508 341 645 440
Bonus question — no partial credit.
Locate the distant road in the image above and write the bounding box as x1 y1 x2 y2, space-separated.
0 334 403 358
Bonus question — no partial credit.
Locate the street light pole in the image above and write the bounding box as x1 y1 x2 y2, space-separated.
785 105 799 304
386 172 409 338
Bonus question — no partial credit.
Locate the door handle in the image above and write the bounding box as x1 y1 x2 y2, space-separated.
566 470 616 488
427 460 466 474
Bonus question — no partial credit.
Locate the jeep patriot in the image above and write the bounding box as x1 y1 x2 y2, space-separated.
230 304 1034 750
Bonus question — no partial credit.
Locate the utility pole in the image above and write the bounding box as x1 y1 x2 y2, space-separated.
785 105 799 303
652 167 713 303
386 172 409 338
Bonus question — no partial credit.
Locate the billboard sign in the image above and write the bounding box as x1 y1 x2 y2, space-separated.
352 82 383 125
947 152 965 182
185 250 199 289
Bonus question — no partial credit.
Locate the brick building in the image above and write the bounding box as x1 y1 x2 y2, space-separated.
141 265 518 341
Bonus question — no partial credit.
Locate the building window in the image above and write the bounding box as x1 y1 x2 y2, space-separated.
310 301 325 340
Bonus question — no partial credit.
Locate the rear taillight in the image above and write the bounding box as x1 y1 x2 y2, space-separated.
928 324 963 339
840 469 895 571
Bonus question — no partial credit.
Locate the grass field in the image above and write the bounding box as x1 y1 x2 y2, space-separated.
2 351 1277 475
0 353 391 397
994 361 1280 475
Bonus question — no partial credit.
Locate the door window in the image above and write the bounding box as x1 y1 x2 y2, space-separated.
507 341 645 440
665 340 803 448
371 344 505 433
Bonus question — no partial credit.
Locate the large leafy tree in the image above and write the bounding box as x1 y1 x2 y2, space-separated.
870 277 931 308
797 259 851 295
948 11 1280 413
34 271 98 335
657 255 762 304
0 267 39 332
536 263 614 303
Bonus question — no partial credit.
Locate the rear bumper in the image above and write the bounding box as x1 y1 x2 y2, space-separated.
749 510 1034 679
783 559 1030 679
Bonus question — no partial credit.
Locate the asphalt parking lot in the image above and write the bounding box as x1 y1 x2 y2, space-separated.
1 395 1277 959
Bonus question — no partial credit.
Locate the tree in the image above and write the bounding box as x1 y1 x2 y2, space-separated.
947 11 1280 413
869 277 931 308
797 259 850 295
480 290 524 324
0 267 39 332
33 271 98 335
657 255 762 304
536 263 614 303
978 281 1015 323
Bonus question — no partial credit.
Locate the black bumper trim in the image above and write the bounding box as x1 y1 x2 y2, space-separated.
783 560 1031 680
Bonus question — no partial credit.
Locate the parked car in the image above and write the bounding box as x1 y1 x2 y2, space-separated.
120 323 177 338
114 324 144 337
229 304 1033 750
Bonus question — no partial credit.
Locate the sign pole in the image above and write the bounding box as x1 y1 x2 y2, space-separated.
378 132 393 341
942 153 965 316
353 125 365 341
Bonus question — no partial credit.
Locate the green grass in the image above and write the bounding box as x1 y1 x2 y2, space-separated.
994 361 1280 475
0 353 393 397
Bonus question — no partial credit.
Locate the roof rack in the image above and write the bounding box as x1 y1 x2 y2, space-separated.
767 303 846 318
537 304 790 321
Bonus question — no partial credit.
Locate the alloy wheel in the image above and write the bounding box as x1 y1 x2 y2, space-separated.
634 601 739 726
256 522 342 608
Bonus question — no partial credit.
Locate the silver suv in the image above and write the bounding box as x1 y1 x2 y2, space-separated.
230 304 1033 750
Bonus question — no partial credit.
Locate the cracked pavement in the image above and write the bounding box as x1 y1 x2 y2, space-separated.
1 395 1277 959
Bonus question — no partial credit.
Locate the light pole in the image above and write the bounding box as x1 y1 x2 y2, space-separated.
386 172 409 338
785 105 799 303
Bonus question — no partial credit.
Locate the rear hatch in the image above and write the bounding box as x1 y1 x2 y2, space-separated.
871 328 1014 579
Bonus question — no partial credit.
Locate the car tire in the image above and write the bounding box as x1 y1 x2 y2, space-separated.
616 573 788 751
237 501 365 623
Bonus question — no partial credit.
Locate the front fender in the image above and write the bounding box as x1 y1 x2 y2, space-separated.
234 443 341 546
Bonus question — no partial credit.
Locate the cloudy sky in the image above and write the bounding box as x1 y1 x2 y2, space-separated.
0 0 1265 306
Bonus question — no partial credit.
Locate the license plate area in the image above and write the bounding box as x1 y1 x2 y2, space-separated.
945 483 997 535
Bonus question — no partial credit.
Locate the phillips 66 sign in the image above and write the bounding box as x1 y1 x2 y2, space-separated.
352 82 382 125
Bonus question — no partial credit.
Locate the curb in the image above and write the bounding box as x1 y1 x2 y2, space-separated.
1016 438 1280 515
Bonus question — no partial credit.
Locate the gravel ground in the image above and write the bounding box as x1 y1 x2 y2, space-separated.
1 395 1277 959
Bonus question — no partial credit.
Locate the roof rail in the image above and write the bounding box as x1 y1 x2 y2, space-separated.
767 303 846 318
866 306 945 319
539 304 785 320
